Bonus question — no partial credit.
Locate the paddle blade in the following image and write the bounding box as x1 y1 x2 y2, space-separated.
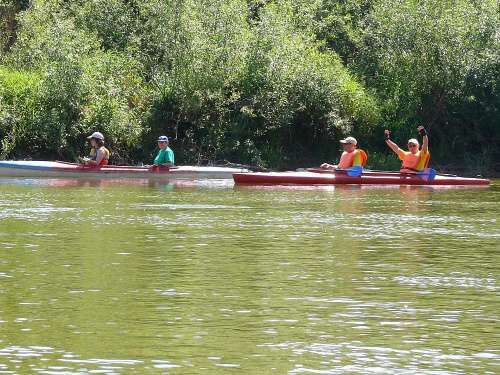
418 168 436 181
347 166 363 177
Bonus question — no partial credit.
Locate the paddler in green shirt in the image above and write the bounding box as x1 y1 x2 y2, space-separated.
153 136 174 167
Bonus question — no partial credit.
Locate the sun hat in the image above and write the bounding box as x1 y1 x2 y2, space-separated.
157 136 169 142
87 132 104 140
408 138 419 145
340 136 357 145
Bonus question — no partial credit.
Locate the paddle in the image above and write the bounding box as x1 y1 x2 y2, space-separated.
310 166 364 176
340 166 435 180
417 168 437 181
337 166 363 177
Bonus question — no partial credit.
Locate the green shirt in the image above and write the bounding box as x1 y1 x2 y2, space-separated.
154 147 174 166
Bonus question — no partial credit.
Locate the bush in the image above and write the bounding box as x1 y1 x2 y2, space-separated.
2 0 496 170
359 0 499 160
0 67 41 157
1 1 150 162
236 2 379 167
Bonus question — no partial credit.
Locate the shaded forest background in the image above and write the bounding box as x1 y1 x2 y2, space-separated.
0 0 498 173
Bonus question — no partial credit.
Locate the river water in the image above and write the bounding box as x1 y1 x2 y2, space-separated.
0 178 499 374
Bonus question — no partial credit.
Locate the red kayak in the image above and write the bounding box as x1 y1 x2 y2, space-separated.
233 169 490 186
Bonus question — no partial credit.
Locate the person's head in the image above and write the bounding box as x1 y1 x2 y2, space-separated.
340 136 357 152
157 135 169 150
87 132 104 147
407 138 420 154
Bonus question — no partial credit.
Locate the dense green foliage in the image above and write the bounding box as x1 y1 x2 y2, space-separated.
0 0 498 171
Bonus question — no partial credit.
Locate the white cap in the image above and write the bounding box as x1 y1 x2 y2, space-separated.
87 132 104 140
340 136 357 145
408 138 419 145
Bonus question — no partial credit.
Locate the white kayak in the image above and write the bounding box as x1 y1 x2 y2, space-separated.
0 160 248 179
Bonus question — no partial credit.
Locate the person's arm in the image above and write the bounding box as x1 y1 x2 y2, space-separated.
87 149 105 166
163 148 174 167
320 163 337 169
418 126 428 153
384 130 404 158
82 149 93 164
153 151 162 165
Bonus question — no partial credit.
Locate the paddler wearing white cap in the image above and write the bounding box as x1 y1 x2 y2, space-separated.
384 126 430 173
320 136 368 170
82 132 110 166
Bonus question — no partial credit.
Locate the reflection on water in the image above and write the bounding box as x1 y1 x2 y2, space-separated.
0 178 499 373
0 177 236 190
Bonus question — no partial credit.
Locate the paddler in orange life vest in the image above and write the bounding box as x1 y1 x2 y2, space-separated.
320 136 368 169
384 126 430 173
82 132 110 166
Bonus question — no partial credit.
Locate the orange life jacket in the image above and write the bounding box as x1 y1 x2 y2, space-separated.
88 146 110 166
400 150 430 173
338 149 367 169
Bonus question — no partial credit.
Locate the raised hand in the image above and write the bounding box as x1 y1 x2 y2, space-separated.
417 126 427 136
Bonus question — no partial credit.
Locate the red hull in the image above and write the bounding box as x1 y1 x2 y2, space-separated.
233 170 490 186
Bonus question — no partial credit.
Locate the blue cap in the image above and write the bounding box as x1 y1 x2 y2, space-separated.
157 136 169 142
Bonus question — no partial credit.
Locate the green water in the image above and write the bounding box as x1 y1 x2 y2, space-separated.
0 178 499 374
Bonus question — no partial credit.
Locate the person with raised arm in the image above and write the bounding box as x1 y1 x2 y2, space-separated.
384 126 430 173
